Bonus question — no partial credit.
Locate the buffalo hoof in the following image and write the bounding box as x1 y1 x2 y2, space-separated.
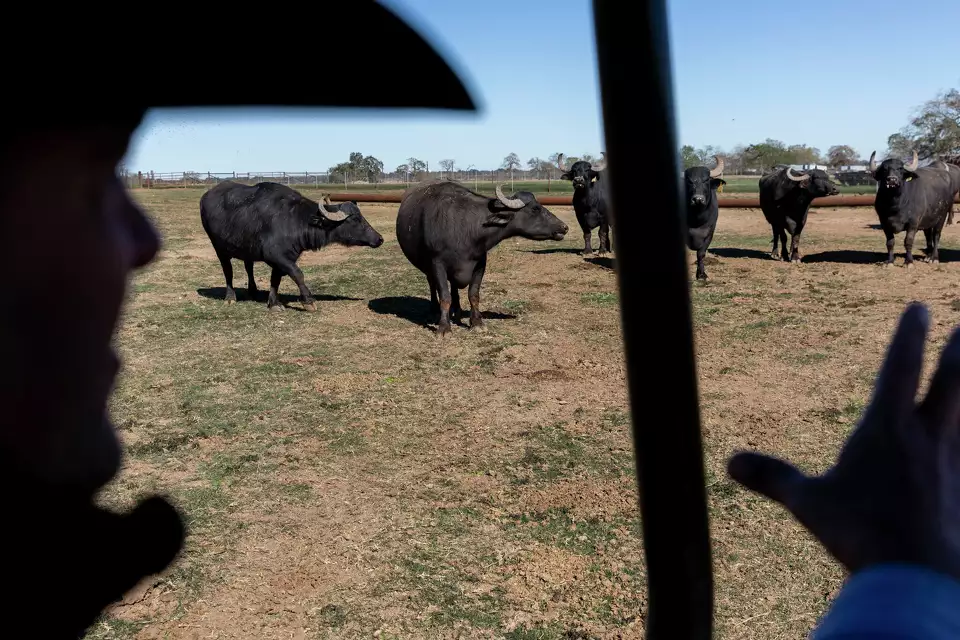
268 304 285 312
904 262 914 269
695 272 707 281
930 259 940 265
303 302 317 313
437 323 452 337
226 298 236 305
791 258 801 265
883 262 893 268
470 318 487 331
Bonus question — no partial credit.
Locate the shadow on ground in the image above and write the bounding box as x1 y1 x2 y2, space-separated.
197 287 361 306
528 247 584 255
368 296 517 329
710 247 772 260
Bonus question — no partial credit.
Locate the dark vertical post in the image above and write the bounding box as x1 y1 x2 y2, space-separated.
591 2 713 639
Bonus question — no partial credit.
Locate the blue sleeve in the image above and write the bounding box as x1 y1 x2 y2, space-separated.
810 564 960 639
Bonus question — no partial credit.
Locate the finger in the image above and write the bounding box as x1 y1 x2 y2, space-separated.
867 302 928 423
727 450 808 507
918 325 960 434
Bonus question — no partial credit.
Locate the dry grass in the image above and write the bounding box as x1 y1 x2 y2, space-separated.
87 189 960 639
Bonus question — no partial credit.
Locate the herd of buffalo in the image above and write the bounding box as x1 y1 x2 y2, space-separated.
197 150 960 333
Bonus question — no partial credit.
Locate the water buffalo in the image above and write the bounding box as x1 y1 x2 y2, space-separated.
557 154 612 255
758 165 839 262
200 181 383 311
870 150 956 266
683 156 725 279
929 158 960 225
396 179 568 335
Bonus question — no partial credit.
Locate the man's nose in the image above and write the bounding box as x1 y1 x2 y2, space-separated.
109 179 160 268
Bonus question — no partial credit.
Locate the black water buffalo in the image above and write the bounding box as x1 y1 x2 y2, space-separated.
929 158 960 225
758 165 839 262
557 154 613 255
870 150 956 266
396 179 568 335
200 181 383 311
683 156 725 279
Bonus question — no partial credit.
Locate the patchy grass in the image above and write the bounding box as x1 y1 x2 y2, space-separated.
87 189 960 639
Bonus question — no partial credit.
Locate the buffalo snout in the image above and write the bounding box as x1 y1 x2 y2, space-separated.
370 233 384 248
690 195 706 206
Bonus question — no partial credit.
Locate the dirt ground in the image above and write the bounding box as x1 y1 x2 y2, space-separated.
87 189 960 639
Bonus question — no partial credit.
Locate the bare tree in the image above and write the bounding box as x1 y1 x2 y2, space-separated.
438 159 456 178
826 145 859 168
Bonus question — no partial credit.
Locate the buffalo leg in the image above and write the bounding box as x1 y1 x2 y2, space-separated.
449 285 462 324
267 268 285 310
432 262 452 336
468 256 487 329
770 226 779 259
884 228 896 266
930 227 943 264
268 259 316 311
903 227 918 267
779 229 790 262
578 217 594 255
244 260 258 300
598 220 611 255
215 250 237 303
695 246 707 280
789 232 803 263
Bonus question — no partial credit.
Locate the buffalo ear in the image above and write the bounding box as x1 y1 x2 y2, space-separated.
484 208 516 227
310 214 337 229
588 170 600 182
905 170 918 181
711 178 726 190
560 172 572 181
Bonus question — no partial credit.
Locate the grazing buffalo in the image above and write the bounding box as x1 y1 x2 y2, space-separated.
396 179 568 335
870 150 956 266
758 165 840 262
683 156 725 279
929 158 960 225
199 181 383 311
557 154 613 255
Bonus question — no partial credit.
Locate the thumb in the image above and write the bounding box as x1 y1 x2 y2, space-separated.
727 450 807 507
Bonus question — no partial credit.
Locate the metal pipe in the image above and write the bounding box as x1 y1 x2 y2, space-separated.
325 192 959 208
592 1 713 638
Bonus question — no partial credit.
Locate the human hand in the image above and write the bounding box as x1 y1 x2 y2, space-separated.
2 487 184 638
728 302 960 582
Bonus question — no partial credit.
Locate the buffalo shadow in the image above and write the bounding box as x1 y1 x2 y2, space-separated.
709 247 772 260
585 256 615 270
368 295 516 330
527 247 585 255
801 247 960 264
197 287 360 308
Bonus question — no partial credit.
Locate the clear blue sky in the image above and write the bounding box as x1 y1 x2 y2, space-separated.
125 0 959 173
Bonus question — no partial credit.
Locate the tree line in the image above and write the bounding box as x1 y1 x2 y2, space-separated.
680 87 960 172
324 87 958 182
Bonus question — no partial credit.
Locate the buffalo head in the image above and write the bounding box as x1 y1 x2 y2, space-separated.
486 183 568 241
557 153 599 190
684 156 725 207
312 195 384 248
784 166 840 197
869 150 919 190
